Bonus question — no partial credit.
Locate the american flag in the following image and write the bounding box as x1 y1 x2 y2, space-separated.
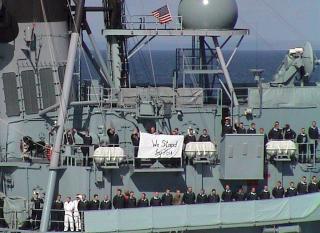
152 5 172 24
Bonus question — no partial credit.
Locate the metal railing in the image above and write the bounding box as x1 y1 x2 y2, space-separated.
121 15 183 31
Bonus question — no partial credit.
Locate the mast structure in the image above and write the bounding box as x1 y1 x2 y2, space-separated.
40 0 86 231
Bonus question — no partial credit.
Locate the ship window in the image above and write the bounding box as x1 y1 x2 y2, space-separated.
40 68 56 108
21 70 38 114
2 72 20 116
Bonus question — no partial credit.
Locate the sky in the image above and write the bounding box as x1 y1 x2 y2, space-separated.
85 0 320 50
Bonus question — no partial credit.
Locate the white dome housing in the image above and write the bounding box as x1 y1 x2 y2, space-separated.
178 0 238 30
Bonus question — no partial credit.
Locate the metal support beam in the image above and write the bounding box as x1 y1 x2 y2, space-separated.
128 35 156 59
212 37 239 106
226 35 244 68
40 0 85 232
83 20 113 87
82 41 110 86
128 36 147 57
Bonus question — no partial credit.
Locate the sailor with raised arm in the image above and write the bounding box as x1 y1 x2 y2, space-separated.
64 197 74 232
73 194 82 232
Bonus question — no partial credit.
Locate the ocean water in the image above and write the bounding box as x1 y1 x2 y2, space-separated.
83 50 320 86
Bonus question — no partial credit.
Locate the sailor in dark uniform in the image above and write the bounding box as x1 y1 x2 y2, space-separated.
207 189 220 203
246 187 258 201
247 123 257 134
107 127 119 146
221 118 234 137
308 176 319 193
297 176 308 195
184 128 197 144
131 129 140 158
99 195 112 210
221 185 233 202
234 187 246 201
113 189 125 209
77 129 93 166
150 192 162 207
259 186 271 200
31 192 44 229
297 128 308 163
283 124 296 140
196 189 208 204
308 121 319 161
161 188 173 206
90 194 100 210
272 181 285 198
127 191 137 208
51 194 64 231
198 129 211 142
268 121 283 140
182 187 196 204
285 182 297 197
236 122 246 134
78 194 88 211
137 193 149 207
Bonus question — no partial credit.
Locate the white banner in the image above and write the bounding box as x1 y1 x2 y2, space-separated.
137 133 184 159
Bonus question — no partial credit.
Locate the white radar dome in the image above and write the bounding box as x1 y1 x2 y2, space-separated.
178 0 238 30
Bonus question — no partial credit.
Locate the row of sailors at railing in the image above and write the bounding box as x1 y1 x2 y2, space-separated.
51 176 320 231
1 175 319 231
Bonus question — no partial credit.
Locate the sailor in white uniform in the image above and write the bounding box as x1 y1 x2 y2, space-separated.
64 197 74 232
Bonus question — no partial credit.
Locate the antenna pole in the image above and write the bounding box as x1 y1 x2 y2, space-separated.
40 0 85 231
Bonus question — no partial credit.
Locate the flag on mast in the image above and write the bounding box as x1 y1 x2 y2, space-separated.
152 5 172 24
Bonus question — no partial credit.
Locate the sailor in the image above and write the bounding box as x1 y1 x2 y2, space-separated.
285 182 297 197
127 191 137 208
297 176 308 195
308 176 319 193
161 188 173 206
308 121 319 161
259 128 268 163
131 129 140 167
182 187 196 204
246 187 258 201
63 129 76 145
196 189 208 204
107 127 119 146
171 128 178 135
73 194 81 232
172 189 183 205
283 124 296 140
89 194 100 210
112 189 125 209
76 129 93 166
268 121 283 140
198 129 211 142
184 128 197 144
0 194 6 228
78 194 88 211
207 189 220 203
272 181 285 198
137 193 149 207
234 187 246 201
149 126 158 135
63 197 74 232
51 194 64 231
20 136 33 163
31 191 43 230
259 186 271 200
247 123 257 134
99 195 112 210
150 192 162 207
221 185 233 202
221 118 234 137
297 128 308 163
236 122 246 134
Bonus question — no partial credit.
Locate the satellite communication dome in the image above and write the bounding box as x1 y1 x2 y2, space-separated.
178 0 238 30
